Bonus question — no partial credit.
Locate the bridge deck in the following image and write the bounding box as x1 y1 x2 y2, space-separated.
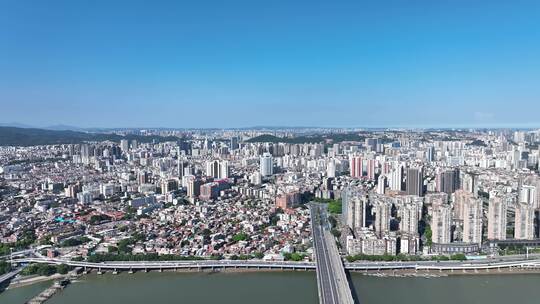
310 203 355 304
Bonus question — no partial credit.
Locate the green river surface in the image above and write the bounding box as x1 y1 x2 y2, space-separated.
1 271 539 304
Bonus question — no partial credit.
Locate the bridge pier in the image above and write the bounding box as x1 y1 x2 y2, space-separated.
113 269 118 275
97 268 103 275
129 268 134 274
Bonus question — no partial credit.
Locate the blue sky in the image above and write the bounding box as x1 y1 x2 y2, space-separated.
1 1 539 128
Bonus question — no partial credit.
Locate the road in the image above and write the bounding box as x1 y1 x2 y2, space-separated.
0 267 22 285
10 255 540 272
310 203 355 304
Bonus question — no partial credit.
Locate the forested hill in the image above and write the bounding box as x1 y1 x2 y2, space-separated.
246 133 367 144
0 127 178 146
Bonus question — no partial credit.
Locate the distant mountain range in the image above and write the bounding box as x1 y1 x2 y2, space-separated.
0 126 179 146
0 122 86 131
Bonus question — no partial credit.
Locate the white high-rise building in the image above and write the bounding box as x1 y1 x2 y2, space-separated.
377 175 386 194
389 163 403 191
488 194 508 240
399 203 419 235
374 201 391 237
515 202 535 240
326 159 336 178
260 153 273 176
206 160 229 179
120 139 129 153
462 197 483 245
219 160 229 179
520 185 538 209
431 204 452 244
342 189 367 230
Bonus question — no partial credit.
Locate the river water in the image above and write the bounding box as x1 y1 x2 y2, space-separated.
2 271 540 304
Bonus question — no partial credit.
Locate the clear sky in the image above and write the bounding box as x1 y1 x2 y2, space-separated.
1 1 539 129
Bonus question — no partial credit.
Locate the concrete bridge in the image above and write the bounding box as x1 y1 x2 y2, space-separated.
310 203 355 304
11 256 540 273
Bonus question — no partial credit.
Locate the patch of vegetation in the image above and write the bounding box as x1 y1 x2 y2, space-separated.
232 232 249 242
20 263 68 276
283 252 306 261
0 230 36 255
313 198 342 214
424 225 432 247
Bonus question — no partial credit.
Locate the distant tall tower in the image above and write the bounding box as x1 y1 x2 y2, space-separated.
219 160 229 179
120 139 129 153
426 146 435 162
230 137 239 150
377 175 386 194
406 167 423 197
390 164 403 191
326 159 336 178
367 159 376 180
436 168 460 195
349 155 363 178
260 153 273 176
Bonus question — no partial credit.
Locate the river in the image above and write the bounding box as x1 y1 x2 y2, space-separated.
2 271 539 304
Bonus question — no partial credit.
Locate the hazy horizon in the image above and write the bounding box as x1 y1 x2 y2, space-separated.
1 121 539 131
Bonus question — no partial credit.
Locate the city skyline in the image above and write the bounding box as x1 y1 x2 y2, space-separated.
2 1 540 128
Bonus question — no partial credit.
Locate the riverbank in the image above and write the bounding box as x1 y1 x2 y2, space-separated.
7 274 65 290
355 267 540 277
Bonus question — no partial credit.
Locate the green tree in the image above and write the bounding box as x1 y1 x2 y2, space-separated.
56 264 70 275
232 232 248 242
424 225 433 246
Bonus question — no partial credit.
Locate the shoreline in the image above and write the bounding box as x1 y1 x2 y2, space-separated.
6 265 540 291
6 274 66 290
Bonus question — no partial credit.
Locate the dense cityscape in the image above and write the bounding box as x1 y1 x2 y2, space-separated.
2 127 540 264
